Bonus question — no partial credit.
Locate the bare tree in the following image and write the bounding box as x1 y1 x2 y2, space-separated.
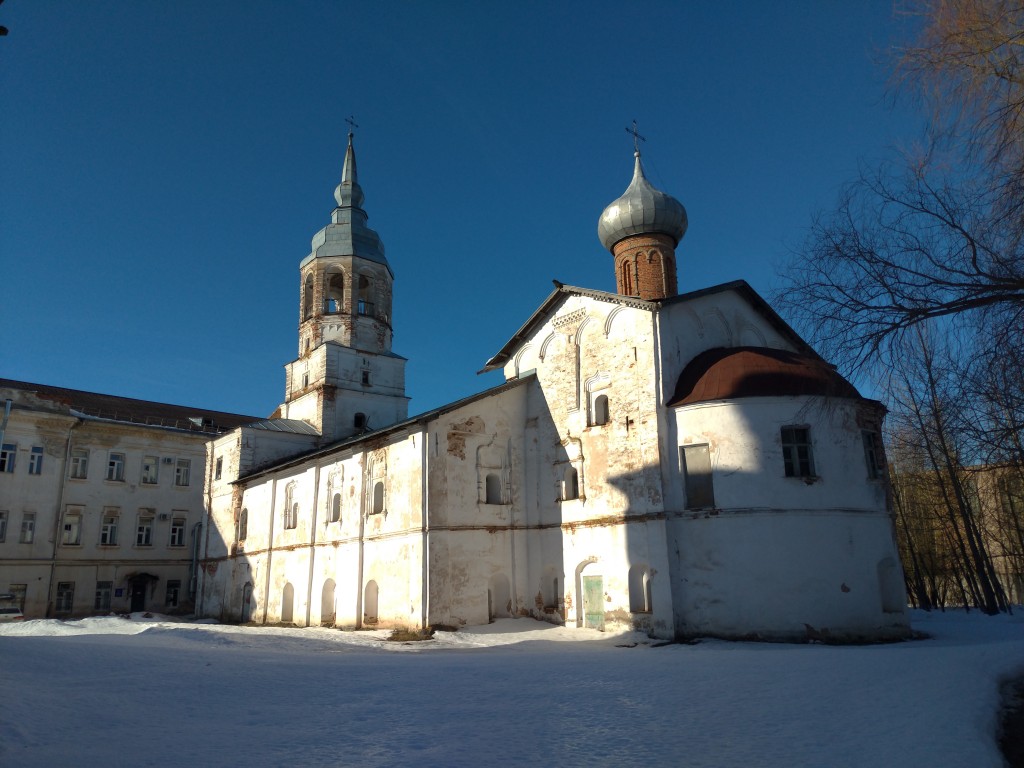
780 0 1024 368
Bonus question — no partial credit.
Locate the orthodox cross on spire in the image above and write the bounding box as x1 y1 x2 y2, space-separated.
626 119 646 154
345 115 359 136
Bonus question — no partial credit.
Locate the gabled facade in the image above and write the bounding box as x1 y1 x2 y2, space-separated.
197 139 911 642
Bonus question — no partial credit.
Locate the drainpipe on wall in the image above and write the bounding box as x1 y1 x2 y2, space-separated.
188 522 202 603
305 464 321 626
262 477 278 625
197 439 216 617
45 416 80 617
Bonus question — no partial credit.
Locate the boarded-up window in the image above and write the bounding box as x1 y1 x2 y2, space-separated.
681 444 714 509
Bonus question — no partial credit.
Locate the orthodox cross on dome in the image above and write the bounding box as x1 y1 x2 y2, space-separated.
345 115 359 136
626 119 646 154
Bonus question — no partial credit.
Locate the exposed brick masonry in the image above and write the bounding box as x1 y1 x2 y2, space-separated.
612 233 678 301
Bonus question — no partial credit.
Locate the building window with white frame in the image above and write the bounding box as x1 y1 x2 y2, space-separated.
69 448 89 479
174 458 191 487
781 426 815 478
100 510 119 546
169 516 186 547
136 514 153 546
214 457 223 481
330 493 341 523
20 513 34 543
238 508 248 541
94 581 112 611
0 443 16 473
28 446 44 475
166 580 181 608
592 394 610 426
0 510 7 542
62 510 82 546
106 452 125 482
141 455 159 485
55 582 75 614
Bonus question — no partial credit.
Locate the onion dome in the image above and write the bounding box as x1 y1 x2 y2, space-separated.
668 347 862 407
598 151 688 251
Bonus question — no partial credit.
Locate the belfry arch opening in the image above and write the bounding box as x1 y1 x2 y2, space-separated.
357 275 374 316
302 273 314 320
324 269 345 314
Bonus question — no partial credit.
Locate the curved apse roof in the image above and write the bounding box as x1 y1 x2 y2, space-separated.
667 347 861 407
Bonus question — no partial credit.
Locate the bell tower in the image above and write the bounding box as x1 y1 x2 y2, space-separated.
277 131 409 441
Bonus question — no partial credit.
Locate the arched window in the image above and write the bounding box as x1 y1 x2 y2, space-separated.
324 270 344 314
284 502 298 530
238 508 248 541
372 481 385 515
357 275 374 316
330 493 341 523
284 482 298 529
562 466 579 501
302 273 314 320
593 394 609 426
485 473 502 504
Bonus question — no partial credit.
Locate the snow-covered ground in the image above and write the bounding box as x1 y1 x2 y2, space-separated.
1 610 1021 768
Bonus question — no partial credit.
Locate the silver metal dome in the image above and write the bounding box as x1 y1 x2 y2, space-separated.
598 152 687 251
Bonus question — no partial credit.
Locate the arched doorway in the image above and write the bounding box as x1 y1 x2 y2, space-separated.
488 573 511 621
321 579 336 627
575 559 603 630
281 582 294 624
363 580 378 625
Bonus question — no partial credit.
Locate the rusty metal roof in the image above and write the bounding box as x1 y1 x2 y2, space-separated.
667 346 861 407
0 378 262 434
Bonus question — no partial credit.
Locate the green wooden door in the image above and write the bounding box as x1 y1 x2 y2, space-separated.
583 575 604 630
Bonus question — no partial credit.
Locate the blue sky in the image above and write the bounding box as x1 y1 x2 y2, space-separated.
1 2 920 418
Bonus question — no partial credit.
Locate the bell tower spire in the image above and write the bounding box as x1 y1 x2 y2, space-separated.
277 129 409 441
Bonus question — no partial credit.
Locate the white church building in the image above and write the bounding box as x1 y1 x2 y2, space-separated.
197 134 911 642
